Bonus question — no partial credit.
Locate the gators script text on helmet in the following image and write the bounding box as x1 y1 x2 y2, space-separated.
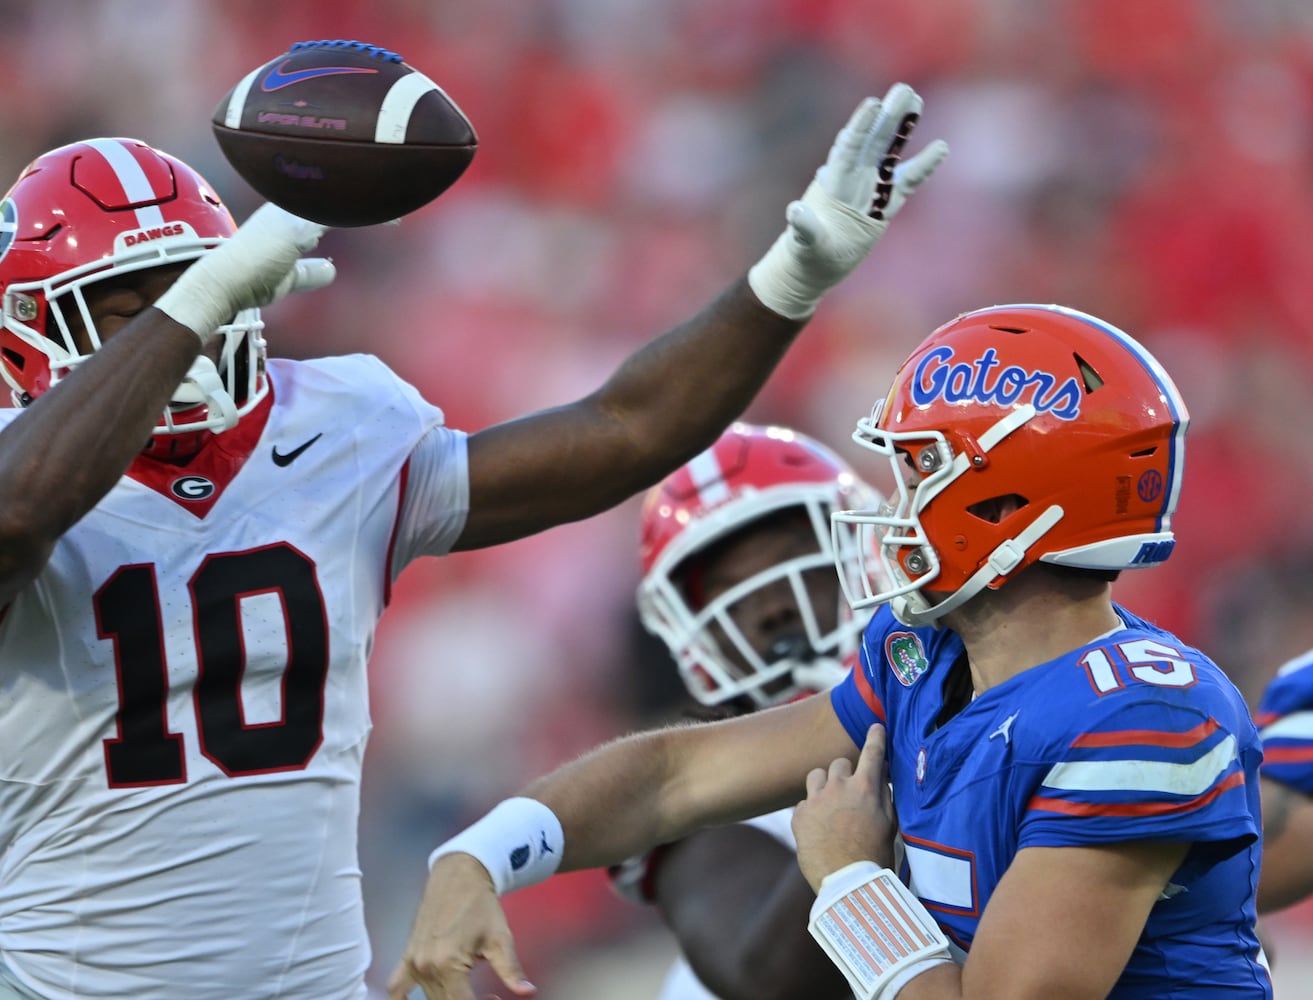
832 303 1190 627
638 422 881 709
0 138 266 437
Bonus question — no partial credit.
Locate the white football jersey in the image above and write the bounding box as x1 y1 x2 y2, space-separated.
0 355 468 1000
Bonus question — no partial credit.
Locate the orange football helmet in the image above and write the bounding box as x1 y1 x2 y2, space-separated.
833 304 1189 626
638 423 881 708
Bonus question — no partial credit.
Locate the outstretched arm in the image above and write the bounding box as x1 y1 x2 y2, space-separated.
456 280 801 552
454 84 948 551
388 693 855 1000
535 688 854 870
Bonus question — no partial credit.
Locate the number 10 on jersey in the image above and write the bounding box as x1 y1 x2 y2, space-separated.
96 543 330 786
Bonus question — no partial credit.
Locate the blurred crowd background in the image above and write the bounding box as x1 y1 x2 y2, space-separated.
3 0 1312 995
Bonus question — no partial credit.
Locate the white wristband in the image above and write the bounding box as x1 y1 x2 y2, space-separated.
808 861 953 1000
427 797 564 896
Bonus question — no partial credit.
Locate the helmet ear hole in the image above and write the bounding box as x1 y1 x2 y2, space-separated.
1074 353 1104 392
965 494 1028 525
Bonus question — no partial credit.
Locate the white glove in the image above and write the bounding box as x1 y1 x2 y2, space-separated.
271 256 336 302
155 204 332 342
748 84 949 320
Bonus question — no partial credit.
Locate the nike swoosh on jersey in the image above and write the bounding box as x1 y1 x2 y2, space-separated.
271 433 323 467
260 62 379 92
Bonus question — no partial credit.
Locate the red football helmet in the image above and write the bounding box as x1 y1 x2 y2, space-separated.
0 138 266 441
638 422 882 709
832 304 1190 627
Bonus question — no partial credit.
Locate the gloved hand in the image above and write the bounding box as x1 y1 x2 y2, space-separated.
269 255 336 304
154 204 332 342
748 84 949 320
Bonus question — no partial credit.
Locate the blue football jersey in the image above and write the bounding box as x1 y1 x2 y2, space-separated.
1255 649 1313 794
830 604 1271 998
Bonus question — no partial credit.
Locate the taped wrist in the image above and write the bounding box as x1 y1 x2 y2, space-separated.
427 797 564 895
154 267 234 345
154 205 325 343
747 180 888 320
748 229 823 321
808 861 953 1000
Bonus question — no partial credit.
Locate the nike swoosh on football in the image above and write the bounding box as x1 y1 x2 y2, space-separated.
260 62 378 92
271 433 323 467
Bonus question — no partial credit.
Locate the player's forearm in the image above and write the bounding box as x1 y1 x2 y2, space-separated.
0 309 200 589
589 277 805 486
892 963 963 999
529 713 811 872
523 725 705 871
525 723 772 871
452 278 803 551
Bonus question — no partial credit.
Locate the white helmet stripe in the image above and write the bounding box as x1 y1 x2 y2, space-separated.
84 139 167 230
687 446 731 508
1260 710 1313 743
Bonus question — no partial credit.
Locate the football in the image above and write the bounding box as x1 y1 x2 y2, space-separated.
211 40 477 227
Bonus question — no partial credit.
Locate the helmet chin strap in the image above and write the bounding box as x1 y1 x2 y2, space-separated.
791 657 849 692
764 637 850 694
888 403 1049 627
893 504 1066 627
170 355 238 431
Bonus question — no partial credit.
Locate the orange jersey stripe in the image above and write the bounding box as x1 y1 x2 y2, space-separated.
1070 718 1219 750
853 666 886 722
1261 746 1313 765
